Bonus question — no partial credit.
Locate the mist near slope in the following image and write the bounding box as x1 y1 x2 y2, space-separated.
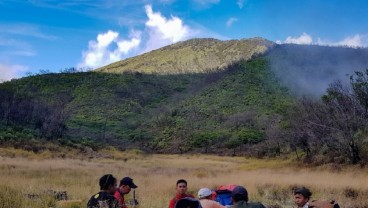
266 44 368 97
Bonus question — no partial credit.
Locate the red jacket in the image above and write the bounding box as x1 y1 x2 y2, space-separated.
114 190 128 208
169 193 195 208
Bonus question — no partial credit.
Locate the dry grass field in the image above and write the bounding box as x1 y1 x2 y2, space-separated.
0 148 368 208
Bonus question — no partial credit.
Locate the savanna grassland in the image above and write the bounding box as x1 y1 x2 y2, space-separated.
1 149 368 208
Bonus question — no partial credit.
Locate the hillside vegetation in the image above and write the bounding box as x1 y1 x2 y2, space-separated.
0 38 368 164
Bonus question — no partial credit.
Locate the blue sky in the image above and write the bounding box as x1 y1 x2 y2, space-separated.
1 0 368 82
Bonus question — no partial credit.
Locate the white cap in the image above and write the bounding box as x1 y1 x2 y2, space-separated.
198 188 212 198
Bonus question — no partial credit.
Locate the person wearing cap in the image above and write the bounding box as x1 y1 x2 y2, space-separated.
231 186 265 208
114 177 138 208
87 174 119 208
197 188 225 208
169 179 195 208
294 187 312 208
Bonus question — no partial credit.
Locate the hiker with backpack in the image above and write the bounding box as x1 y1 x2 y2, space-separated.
87 174 120 208
197 188 225 208
169 179 196 208
231 186 265 208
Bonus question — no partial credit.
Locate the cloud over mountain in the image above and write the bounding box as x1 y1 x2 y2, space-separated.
78 4 194 69
277 33 368 48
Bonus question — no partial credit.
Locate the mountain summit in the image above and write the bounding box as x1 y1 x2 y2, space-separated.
97 37 274 74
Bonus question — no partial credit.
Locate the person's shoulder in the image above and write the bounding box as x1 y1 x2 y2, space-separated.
113 190 120 198
87 192 101 207
92 191 117 202
187 193 195 198
169 196 177 207
99 191 115 199
89 192 103 201
207 199 225 207
170 195 177 201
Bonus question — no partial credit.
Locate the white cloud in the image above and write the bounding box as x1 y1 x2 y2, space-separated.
278 33 368 48
0 64 29 83
283 33 313 45
226 17 238 27
78 30 141 69
79 4 197 69
336 35 362 48
237 0 244 9
145 5 189 42
144 5 193 52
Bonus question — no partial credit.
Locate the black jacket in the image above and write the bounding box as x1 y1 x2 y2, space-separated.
87 191 120 208
233 200 266 208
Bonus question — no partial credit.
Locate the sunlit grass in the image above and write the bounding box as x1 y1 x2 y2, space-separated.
0 150 368 208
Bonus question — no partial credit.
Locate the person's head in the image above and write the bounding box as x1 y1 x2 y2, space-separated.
176 179 188 195
231 186 248 203
198 188 212 199
175 198 201 208
294 187 312 207
118 177 138 194
99 174 117 194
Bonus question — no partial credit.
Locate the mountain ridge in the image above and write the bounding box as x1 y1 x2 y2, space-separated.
97 37 275 74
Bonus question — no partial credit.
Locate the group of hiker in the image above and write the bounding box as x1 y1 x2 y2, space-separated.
87 174 137 208
87 175 340 208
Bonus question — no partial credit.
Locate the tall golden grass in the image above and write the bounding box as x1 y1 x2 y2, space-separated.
0 148 368 208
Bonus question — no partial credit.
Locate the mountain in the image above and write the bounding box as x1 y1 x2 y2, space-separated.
98 37 274 74
0 38 368 158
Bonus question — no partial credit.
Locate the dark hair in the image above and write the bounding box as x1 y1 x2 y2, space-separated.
232 194 248 203
175 198 201 208
99 174 117 190
176 179 187 186
294 187 312 199
232 186 249 203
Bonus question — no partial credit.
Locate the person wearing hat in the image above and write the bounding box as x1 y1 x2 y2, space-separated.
294 187 312 208
114 177 138 208
87 174 119 208
231 186 265 208
198 188 225 208
169 179 195 208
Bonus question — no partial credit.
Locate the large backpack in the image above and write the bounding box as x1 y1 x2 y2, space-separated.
309 200 340 208
214 184 238 206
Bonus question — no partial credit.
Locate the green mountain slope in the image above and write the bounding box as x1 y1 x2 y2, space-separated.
1 38 368 157
143 58 292 153
0 57 290 154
